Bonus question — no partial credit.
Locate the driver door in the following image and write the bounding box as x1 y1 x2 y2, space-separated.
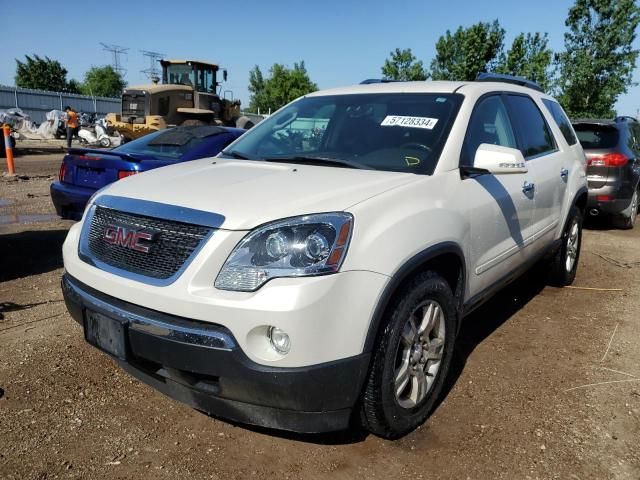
460 94 538 296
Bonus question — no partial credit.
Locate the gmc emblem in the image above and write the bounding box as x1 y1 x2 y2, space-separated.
103 225 156 253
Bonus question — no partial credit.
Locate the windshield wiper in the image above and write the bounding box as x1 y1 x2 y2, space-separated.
222 149 252 160
262 155 367 170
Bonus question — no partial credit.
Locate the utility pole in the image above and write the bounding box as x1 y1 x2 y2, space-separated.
100 43 129 77
140 50 165 83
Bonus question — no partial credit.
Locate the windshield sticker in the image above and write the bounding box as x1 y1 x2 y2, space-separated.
381 115 439 130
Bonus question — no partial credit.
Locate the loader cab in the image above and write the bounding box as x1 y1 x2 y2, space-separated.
160 60 231 119
161 60 227 94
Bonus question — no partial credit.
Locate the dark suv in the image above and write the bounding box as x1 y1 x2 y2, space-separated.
572 117 640 228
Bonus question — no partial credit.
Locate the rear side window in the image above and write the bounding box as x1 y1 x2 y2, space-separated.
506 95 557 158
462 95 517 166
542 99 577 146
573 124 619 149
631 124 640 151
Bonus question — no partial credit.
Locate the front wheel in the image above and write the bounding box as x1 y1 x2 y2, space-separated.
548 205 583 287
360 271 457 438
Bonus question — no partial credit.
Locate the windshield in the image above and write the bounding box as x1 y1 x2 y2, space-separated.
166 64 194 86
114 126 224 160
223 93 463 174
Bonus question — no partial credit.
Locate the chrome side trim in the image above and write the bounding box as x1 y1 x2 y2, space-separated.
65 275 235 351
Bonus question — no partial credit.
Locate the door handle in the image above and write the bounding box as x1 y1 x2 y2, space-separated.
522 181 535 194
560 168 569 180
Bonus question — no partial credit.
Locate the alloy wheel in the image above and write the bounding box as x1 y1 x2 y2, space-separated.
565 219 580 273
394 300 446 409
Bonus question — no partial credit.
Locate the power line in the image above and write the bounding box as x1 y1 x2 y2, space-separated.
140 50 165 82
100 43 129 76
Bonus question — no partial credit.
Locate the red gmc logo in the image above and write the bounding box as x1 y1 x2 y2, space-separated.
103 225 155 253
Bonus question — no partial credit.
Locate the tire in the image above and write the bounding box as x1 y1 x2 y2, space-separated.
180 119 207 127
360 271 457 439
548 205 583 287
612 189 638 230
235 116 254 130
99 137 111 148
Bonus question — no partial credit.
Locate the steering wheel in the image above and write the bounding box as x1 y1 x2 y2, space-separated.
400 142 432 153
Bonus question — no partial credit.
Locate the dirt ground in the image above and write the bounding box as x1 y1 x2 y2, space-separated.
1 151 639 480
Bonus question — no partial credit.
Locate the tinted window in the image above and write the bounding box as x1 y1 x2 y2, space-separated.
542 99 577 146
224 93 464 175
573 124 619 149
506 95 557 158
631 124 640 151
462 95 517 166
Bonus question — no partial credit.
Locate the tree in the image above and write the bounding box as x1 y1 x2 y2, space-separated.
248 61 317 113
381 48 427 81
496 33 553 91
65 78 83 94
429 20 505 81
556 0 640 118
15 55 71 91
248 65 266 112
81 66 126 98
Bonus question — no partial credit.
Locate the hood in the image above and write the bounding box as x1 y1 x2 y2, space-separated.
100 158 418 230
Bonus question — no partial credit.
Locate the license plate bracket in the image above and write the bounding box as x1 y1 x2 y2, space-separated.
84 309 128 360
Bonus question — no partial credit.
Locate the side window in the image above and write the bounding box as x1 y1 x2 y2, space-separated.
542 99 578 146
631 124 640 152
506 95 557 159
462 95 517 166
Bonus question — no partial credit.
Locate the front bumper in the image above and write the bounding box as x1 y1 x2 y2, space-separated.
50 182 94 220
62 273 370 433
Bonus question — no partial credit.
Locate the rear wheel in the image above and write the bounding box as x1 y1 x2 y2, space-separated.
548 205 582 286
613 189 638 229
360 271 456 439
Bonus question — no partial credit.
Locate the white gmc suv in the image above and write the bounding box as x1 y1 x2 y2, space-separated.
61 74 587 438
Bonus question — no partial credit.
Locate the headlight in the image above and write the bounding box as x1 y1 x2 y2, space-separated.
215 213 353 291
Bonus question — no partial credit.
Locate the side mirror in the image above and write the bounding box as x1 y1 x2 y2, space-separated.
473 143 527 174
223 69 228 82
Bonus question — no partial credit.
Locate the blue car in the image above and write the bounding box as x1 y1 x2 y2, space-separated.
50 125 244 220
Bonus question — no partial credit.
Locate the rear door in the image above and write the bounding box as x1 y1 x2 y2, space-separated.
505 94 566 247
627 124 640 188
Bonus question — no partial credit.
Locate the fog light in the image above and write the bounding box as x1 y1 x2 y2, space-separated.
268 326 290 355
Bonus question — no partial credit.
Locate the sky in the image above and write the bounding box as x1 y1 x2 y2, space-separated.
2 0 639 115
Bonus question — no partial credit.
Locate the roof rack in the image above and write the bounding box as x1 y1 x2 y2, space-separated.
475 73 543 92
614 115 638 123
360 78 399 84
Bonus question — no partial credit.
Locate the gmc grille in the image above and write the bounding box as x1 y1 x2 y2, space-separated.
85 206 212 280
